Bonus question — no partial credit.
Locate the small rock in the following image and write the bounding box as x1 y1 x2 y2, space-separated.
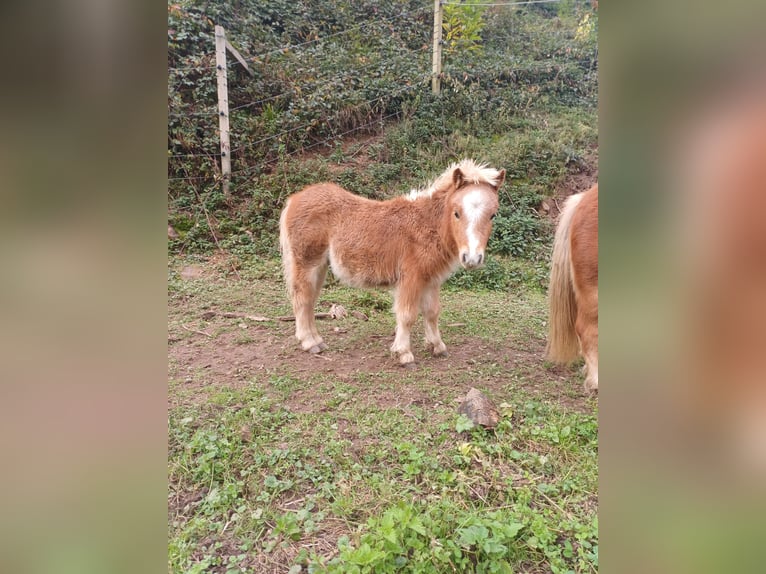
180 265 204 280
330 303 347 319
458 387 500 428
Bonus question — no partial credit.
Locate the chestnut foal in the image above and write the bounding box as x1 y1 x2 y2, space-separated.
280 160 505 365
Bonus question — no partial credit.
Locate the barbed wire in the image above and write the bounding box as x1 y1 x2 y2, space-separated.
440 0 570 6
169 78 423 173
445 58 580 73
168 63 217 72
168 151 220 159
168 173 218 182
228 78 425 156
292 110 402 156
168 109 218 119
247 5 430 61
229 110 404 182
167 1 593 187
227 44 429 114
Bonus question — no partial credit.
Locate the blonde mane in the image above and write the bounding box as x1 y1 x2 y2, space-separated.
406 159 503 201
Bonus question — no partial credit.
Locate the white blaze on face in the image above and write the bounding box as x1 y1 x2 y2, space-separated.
462 189 490 256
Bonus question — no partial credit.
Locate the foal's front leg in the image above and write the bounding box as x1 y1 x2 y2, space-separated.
291 262 328 354
421 283 447 357
390 283 420 366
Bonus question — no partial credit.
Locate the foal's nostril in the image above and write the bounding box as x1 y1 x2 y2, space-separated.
477 253 483 265
462 252 467 263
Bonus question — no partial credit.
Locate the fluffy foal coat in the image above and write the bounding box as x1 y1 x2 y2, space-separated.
280 160 505 365
546 184 598 391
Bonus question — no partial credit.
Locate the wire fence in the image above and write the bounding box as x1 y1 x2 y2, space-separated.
168 7 432 185
167 0 594 192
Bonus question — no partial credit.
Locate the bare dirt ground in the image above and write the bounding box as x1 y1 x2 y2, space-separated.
169 148 599 419
541 145 599 219
169 308 589 414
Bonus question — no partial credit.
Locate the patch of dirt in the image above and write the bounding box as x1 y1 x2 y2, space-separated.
322 133 383 175
179 265 205 280
168 315 594 413
540 145 599 220
168 486 206 524
244 520 350 574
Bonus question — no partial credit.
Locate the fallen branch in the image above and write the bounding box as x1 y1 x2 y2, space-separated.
222 311 271 321
181 324 213 338
202 304 353 323
276 313 332 322
201 310 271 322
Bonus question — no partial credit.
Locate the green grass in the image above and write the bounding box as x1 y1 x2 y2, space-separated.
168 256 597 573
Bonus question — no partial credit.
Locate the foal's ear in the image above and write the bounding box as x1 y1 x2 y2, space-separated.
453 167 465 189
494 169 506 192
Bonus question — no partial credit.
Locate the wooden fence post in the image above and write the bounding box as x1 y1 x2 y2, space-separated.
432 0 443 95
214 25 231 200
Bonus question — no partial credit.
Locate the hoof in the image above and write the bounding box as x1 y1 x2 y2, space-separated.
308 343 327 354
427 341 448 357
583 372 598 394
395 350 415 366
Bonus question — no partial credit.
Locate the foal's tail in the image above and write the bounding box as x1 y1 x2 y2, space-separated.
546 192 583 363
279 199 294 296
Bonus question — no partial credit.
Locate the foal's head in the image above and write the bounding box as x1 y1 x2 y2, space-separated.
447 165 505 269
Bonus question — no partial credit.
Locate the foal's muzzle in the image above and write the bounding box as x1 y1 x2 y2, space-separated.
461 251 484 269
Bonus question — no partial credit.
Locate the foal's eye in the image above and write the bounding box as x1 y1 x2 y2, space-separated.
454 211 460 219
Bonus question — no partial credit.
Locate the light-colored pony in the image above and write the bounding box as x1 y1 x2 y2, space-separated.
280 159 505 365
546 184 598 391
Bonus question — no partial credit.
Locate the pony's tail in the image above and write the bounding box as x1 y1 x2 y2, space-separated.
279 200 294 297
546 192 583 363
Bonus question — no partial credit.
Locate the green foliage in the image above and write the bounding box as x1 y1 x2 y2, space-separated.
448 257 512 291
443 1 487 56
455 413 475 433
446 255 550 293
167 1 597 281
490 204 551 259
310 497 592 573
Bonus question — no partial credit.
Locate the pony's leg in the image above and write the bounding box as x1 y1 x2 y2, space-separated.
390 282 421 366
292 261 328 353
576 306 598 392
307 261 329 349
421 284 447 357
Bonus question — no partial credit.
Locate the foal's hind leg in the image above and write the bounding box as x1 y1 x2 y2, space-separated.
291 260 329 353
580 333 598 392
576 298 598 392
421 284 447 357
